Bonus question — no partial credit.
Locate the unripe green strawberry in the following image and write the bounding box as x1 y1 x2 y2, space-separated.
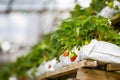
108 2 113 8
48 64 51 69
84 41 89 45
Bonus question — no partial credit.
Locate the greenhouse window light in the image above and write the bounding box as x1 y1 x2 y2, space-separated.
1 41 11 52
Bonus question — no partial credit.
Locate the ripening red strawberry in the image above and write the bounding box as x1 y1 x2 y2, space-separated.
48 64 51 69
70 56 77 62
63 50 69 57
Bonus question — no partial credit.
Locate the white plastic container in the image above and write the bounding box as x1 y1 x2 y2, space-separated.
79 39 120 63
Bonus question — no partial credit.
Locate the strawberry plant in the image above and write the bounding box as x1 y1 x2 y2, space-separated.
51 15 120 56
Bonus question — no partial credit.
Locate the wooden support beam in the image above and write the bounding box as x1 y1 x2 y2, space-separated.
37 60 97 80
76 68 120 80
107 64 120 71
36 60 120 80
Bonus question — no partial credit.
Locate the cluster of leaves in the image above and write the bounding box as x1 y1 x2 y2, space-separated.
0 0 120 80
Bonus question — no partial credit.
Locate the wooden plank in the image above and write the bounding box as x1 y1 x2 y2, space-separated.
37 60 97 80
76 68 120 80
107 64 120 71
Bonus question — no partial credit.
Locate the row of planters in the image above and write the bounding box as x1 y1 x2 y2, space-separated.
0 0 120 80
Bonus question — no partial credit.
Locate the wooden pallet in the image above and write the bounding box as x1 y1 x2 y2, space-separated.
36 60 120 80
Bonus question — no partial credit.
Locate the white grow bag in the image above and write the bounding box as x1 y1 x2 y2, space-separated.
35 58 57 76
79 39 120 64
